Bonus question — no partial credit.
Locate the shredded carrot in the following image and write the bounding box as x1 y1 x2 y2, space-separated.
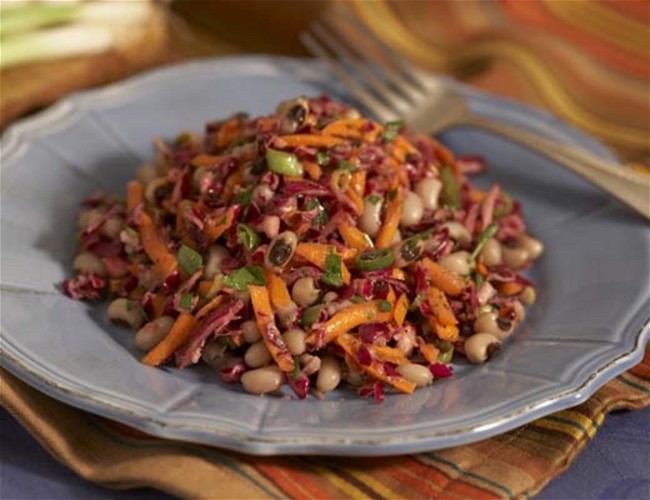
138 212 178 282
349 170 366 197
278 134 346 148
303 161 322 180
419 343 440 364
195 294 224 321
373 345 408 365
432 322 459 342
469 188 486 203
221 170 243 204
498 282 524 296
321 119 382 142
346 189 364 215
433 141 455 167
249 285 294 372
109 279 121 295
191 154 221 168
335 334 416 394
387 288 397 306
197 280 213 298
427 286 458 326
142 311 198 366
392 268 406 281
421 258 466 297
126 181 143 211
394 294 409 327
265 271 295 312
375 185 402 249
339 222 373 252
151 293 166 319
256 117 278 133
476 259 489 277
310 301 392 346
215 118 244 150
294 243 353 283
392 136 420 163
204 205 237 242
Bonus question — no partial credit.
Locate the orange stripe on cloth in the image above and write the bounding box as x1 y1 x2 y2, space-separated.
500 0 649 77
255 460 328 499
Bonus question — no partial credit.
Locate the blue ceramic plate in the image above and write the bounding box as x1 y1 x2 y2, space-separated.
1 57 648 456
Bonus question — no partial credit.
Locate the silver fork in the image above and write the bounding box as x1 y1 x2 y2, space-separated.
301 16 650 220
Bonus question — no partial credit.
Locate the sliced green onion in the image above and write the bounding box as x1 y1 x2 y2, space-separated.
330 169 352 192
440 165 461 209
223 266 266 291
377 300 392 312
0 3 81 38
474 272 485 287
470 223 499 262
177 244 203 275
321 251 343 287
367 194 383 205
437 346 454 363
316 151 330 166
383 120 404 142
351 294 364 304
305 199 329 227
266 149 303 177
408 294 425 312
292 355 301 380
338 160 358 172
179 293 194 311
301 304 322 327
493 193 514 218
233 186 254 207
354 248 394 271
237 223 261 251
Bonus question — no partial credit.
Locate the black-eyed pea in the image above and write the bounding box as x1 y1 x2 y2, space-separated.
473 312 513 340
134 316 174 351
77 208 104 230
241 320 262 343
520 286 537 305
107 298 145 330
316 356 342 393
359 196 383 237
244 340 272 368
414 178 443 210
518 234 544 260
240 365 284 395
291 277 319 307
438 251 472 276
396 363 433 387
102 216 124 240
73 252 107 277
512 299 526 324
502 246 529 269
203 245 229 279
465 333 501 364
442 221 471 248
282 328 306 356
300 353 321 376
202 338 227 368
400 190 424 227
480 238 502 267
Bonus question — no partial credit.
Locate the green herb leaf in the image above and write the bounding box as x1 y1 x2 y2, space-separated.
351 294 364 304
470 223 499 262
440 165 461 209
383 120 404 142
179 293 194 311
293 356 301 380
233 186 254 207
306 199 329 227
177 244 203 275
236 223 261 251
321 251 344 287
377 300 392 312
301 305 322 327
338 160 358 172
223 266 266 291
316 151 330 166
367 194 383 205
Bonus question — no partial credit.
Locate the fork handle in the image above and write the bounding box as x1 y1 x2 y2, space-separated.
458 113 650 220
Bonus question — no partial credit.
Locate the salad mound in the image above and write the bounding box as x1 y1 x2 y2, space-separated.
64 95 543 401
